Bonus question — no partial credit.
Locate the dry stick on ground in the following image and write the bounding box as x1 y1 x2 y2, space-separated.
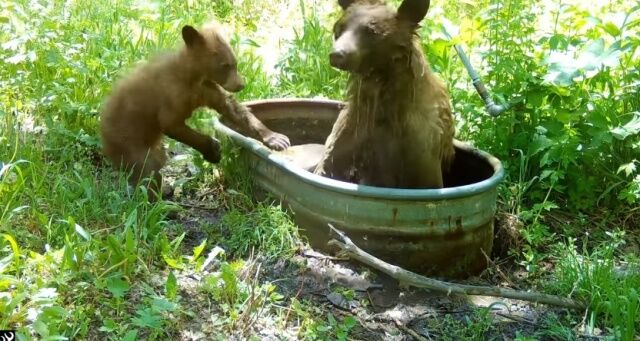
327 224 585 310
394 319 429 341
481 249 515 287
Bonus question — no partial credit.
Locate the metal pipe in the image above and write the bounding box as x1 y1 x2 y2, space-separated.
443 29 509 117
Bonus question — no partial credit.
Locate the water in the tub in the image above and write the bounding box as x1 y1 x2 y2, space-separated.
273 143 325 172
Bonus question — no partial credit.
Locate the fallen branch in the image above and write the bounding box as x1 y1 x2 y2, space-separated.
327 224 585 310
302 249 349 261
495 312 534 325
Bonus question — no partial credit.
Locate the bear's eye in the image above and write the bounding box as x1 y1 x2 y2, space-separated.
364 22 378 35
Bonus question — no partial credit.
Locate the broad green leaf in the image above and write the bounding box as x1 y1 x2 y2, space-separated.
41 306 68 319
106 235 125 259
131 308 163 329
162 254 184 270
528 134 553 156
124 208 138 230
73 222 91 241
526 91 544 107
3 234 20 268
343 315 357 328
106 277 130 298
170 232 185 253
3 292 27 315
122 330 138 341
327 313 336 325
544 38 622 87
61 239 76 269
579 38 621 70
125 227 135 254
316 325 331 332
165 271 177 300
459 18 481 43
99 319 117 332
549 33 568 50
428 38 450 59
192 239 207 260
601 21 621 37
152 297 177 312
33 319 49 338
544 52 579 86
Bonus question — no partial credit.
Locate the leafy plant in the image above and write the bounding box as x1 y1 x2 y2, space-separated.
426 309 496 340
201 259 283 334
308 313 357 341
458 0 640 210
276 0 346 99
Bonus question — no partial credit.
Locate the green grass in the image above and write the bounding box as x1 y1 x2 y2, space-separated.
425 309 495 340
549 232 640 340
1 0 639 339
275 0 346 99
220 203 300 259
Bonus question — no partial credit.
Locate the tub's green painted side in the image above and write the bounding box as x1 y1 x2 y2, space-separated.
215 98 504 278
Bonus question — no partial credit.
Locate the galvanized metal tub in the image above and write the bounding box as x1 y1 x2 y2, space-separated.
215 98 504 279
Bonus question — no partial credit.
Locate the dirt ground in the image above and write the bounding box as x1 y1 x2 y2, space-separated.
162 201 581 340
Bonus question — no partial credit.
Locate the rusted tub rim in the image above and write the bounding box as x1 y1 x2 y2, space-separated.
214 98 505 200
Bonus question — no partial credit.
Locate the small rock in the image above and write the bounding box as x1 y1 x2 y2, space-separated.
327 292 350 310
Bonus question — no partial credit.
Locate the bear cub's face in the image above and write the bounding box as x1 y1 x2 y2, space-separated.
330 0 431 74
182 25 245 92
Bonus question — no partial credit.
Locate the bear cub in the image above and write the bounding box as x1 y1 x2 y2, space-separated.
100 22 290 199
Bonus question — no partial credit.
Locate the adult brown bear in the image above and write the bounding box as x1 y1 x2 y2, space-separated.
314 0 455 189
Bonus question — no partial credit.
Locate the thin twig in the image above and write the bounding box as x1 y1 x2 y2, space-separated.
97 259 127 279
303 249 349 261
282 280 305 329
176 201 219 210
394 319 428 341
327 224 585 310
495 312 534 325
481 249 515 287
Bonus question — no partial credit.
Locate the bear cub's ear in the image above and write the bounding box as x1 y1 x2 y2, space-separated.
182 25 204 48
337 0 359 10
397 0 430 25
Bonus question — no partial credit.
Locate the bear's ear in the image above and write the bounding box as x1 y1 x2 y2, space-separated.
337 0 357 10
397 0 430 25
182 25 204 48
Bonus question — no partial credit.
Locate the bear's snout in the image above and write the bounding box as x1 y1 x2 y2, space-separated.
330 50 348 69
